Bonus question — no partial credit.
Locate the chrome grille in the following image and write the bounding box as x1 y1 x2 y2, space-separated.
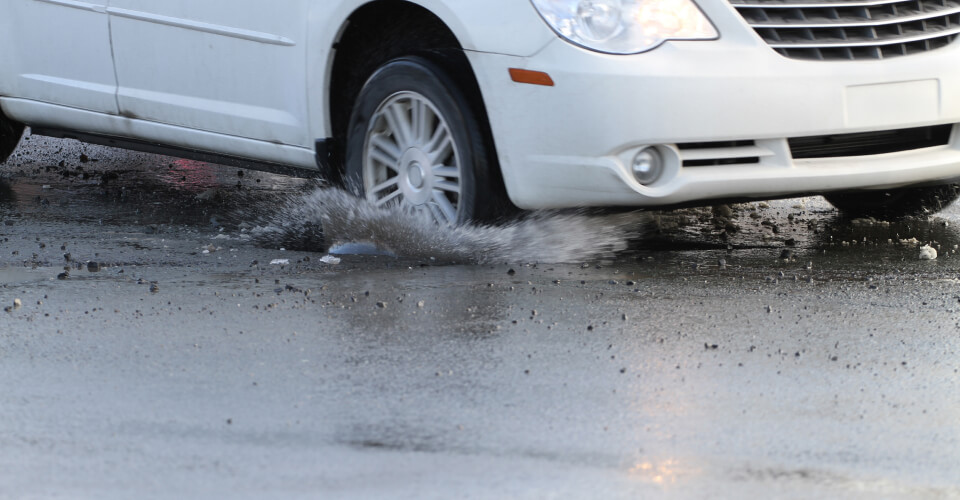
730 0 960 60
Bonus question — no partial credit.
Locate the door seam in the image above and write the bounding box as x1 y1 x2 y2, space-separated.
105 3 123 115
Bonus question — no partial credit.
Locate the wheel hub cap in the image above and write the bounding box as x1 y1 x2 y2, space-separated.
407 162 426 190
399 148 433 205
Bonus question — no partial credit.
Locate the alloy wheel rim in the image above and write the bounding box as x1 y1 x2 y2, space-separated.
362 91 462 225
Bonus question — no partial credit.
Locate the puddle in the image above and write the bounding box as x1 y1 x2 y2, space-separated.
0 266 48 286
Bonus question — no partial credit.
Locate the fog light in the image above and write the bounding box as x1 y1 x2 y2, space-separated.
631 147 663 185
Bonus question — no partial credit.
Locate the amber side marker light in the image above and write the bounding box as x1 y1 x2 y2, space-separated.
509 68 555 87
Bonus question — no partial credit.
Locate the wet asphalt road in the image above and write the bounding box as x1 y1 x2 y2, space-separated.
2 134 960 499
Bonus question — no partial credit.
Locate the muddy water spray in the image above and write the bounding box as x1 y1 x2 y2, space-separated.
250 187 643 264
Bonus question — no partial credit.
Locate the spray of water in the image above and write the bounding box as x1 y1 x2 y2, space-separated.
249 187 644 264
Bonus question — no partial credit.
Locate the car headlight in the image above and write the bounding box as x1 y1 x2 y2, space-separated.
530 0 718 55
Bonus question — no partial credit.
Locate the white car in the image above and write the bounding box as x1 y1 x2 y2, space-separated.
2 0 960 223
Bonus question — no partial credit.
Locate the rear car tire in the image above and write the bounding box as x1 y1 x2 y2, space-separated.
345 56 501 225
0 109 25 164
825 183 960 219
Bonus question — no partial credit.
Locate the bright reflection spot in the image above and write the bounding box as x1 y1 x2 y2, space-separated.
630 0 717 39
628 458 694 485
160 159 222 192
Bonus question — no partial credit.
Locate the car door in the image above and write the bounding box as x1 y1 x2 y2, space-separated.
2 0 118 114
107 0 311 147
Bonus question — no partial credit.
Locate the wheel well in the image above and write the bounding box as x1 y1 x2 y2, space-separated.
0 107 25 164
327 0 505 199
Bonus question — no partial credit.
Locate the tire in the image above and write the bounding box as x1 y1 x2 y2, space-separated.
824 183 960 219
0 109 25 164
344 56 502 225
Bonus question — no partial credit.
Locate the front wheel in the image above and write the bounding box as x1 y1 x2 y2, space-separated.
824 183 960 219
345 56 502 225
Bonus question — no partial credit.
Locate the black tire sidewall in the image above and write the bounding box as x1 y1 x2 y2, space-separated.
345 56 489 224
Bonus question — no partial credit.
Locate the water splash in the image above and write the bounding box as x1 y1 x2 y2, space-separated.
249 187 644 264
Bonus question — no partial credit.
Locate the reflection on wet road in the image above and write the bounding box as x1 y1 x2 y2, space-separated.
2 135 960 499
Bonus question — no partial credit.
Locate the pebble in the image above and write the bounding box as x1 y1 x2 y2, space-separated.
919 245 938 260
57 272 69 280
149 283 160 293
13 298 22 310
88 261 101 272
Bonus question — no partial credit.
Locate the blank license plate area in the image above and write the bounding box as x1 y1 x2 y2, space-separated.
845 79 940 129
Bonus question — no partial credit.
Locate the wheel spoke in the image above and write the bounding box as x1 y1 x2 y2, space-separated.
375 188 402 208
431 191 458 224
433 165 460 179
370 177 399 196
413 99 432 146
423 125 446 155
426 201 447 225
434 180 460 194
428 133 454 164
369 150 400 172
370 135 402 165
384 101 414 148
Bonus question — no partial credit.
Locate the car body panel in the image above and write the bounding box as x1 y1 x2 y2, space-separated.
0 0 118 114
109 0 312 147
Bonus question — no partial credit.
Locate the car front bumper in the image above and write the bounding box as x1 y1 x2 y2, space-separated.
468 32 960 210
